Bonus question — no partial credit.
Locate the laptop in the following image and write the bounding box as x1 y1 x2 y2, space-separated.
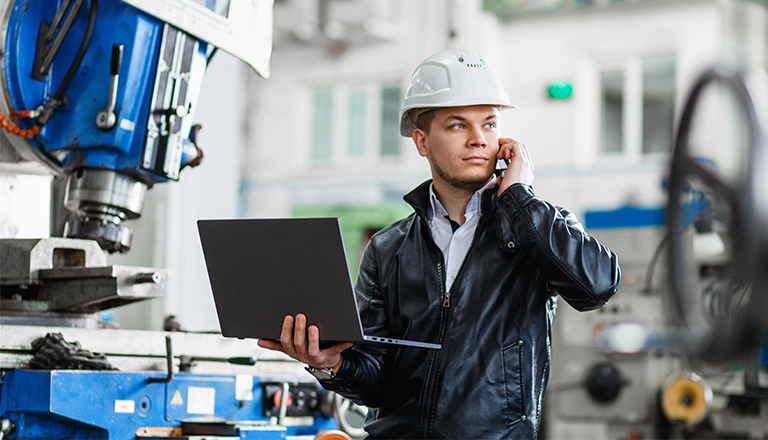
197 217 441 350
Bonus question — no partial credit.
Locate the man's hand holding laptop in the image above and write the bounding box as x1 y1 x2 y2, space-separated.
258 313 353 372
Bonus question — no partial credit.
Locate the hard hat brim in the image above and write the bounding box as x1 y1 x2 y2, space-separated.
399 102 515 137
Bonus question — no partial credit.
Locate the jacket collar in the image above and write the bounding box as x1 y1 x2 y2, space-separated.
404 179 498 222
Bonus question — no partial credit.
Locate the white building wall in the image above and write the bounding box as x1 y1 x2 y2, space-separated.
114 0 765 331
240 0 757 225
4 0 765 336
240 15 435 214
494 0 725 214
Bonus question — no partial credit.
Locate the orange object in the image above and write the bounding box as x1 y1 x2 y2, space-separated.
0 111 41 138
315 431 353 440
273 389 293 407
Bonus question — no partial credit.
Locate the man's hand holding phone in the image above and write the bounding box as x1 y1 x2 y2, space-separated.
496 137 534 196
257 314 353 370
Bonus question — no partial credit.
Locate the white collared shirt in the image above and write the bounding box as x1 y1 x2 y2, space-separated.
428 179 495 292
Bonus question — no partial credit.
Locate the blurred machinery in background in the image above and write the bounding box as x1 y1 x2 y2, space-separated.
546 62 768 440
660 62 768 439
0 0 358 438
545 225 682 440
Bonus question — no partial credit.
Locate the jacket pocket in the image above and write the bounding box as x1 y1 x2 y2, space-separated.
495 211 519 255
501 342 525 426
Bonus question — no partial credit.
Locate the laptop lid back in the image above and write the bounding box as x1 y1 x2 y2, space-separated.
198 217 366 343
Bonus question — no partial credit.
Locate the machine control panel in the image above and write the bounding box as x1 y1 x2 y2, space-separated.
262 381 329 420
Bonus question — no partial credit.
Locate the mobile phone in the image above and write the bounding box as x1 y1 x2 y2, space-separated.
494 158 509 177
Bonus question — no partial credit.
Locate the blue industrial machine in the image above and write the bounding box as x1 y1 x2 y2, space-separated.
0 0 272 252
1 370 339 439
0 1 358 439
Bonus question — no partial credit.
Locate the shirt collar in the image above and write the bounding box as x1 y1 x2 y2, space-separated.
428 178 496 223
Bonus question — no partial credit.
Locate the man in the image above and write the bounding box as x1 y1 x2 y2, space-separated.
259 49 620 438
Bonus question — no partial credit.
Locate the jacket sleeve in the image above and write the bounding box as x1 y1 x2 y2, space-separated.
315 238 391 407
496 183 620 311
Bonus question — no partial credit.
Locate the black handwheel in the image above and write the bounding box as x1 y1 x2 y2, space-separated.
667 63 768 361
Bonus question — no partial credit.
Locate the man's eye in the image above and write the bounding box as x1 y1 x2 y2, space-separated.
450 124 464 129
484 123 496 129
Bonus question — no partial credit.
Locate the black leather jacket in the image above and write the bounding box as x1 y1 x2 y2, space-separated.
319 181 620 439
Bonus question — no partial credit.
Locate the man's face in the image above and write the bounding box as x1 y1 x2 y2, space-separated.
413 105 500 192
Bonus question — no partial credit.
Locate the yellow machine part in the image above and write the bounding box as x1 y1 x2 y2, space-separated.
661 373 712 426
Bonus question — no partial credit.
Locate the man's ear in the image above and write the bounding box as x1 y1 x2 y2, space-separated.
413 129 428 157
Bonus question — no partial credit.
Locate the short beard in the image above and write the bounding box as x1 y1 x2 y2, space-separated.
430 160 492 192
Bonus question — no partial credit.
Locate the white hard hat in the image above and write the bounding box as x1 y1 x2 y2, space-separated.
399 49 514 137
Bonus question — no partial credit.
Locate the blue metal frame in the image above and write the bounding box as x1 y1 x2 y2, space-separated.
1 369 339 439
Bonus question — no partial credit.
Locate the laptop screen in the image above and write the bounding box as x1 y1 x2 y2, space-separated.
198 217 366 342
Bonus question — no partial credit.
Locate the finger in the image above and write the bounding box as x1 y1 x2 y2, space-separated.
498 138 514 158
307 325 321 358
509 140 524 159
504 144 518 163
497 146 509 160
280 315 295 352
499 137 515 148
498 137 513 156
294 313 307 351
517 142 531 162
258 338 286 354
520 145 534 173
518 142 532 161
326 342 354 357
513 142 529 161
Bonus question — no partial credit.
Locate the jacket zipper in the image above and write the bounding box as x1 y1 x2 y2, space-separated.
421 260 453 438
426 288 452 437
420 212 491 437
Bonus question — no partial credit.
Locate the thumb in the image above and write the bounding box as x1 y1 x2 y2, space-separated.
328 342 354 356
258 339 286 354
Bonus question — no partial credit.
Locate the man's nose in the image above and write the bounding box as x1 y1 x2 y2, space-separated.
467 126 487 147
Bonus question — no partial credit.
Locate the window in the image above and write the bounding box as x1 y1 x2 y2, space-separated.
600 70 624 154
380 85 401 157
599 56 676 158
311 83 402 163
347 89 367 157
188 0 230 17
312 88 334 162
642 57 675 154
